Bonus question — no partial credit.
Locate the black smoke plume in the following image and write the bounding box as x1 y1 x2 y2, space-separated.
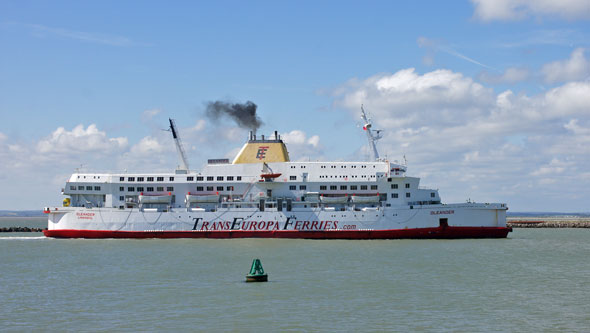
205 100 263 133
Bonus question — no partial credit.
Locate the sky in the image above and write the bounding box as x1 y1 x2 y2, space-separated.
1 0 590 211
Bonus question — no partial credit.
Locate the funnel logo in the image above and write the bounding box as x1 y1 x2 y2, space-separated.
256 146 269 160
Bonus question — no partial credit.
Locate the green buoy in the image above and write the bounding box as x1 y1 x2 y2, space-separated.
246 258 268 282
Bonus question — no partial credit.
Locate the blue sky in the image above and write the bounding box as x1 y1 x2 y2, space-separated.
1 1 590 211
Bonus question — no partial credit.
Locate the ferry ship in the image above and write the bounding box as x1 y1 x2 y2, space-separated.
43 108 511 239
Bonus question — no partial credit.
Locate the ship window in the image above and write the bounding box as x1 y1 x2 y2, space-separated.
120 177 124 181
237 176 242 181
137 187 144 192
431 192 435 198
147 177 154 182
290 176 297 180
196 176 204 181
392 184 398 189
217 186 223 191
300 185 306 190
70 186 76 190
360 185 368 190
157 177 164 182
137 177 144 182
86 186 92 190
167 187 174 191
206 186 213 191
371 185 378 190
128 177 135 182
147 187 154 192
128 187 135 192
187 176 194 181
169 177 174 181
320 185 327 190
94 186 101 191
405 183 410 188
157 187 164 192
330 185 337 190
119 196 124 201
196 186 204 191
217 176 224 181
289 185 296 190
227 176 234 181
340 185 347 190
227 186 233 191
350 185 357 190
207 176 214 181
119 187 124 191
392 193 398 198
406 193 411 198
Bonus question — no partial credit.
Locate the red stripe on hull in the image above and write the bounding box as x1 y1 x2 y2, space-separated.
44 226 512 239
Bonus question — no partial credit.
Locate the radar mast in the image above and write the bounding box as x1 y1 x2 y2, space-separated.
168 118 190 172
360 105 383 161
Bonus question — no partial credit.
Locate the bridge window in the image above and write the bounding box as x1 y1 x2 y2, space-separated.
86 186 92 190
330 185 337 190
227 176 234 181
196 186 203 191
227 186 233 191
187 176 194 181
147 177 154 182
405 183 410 188
128 187 135 192
94 186 101 191
206 186 213 191
169 177 174 181
147 187 154 192
70 186 76 190
137 187 144 192
340 185 347 190
392 193 398 198
289 185 296 190
217 176 224 181
128 177 135 182
431 192 435 198
300 185 306 190
216 186 223 191
157 187 164 192
207 176 214 181
406 193 411 198
119 187 124 191
391 184 398 189
361 185 367 190
119 177 124 181
320 185 327 190
237 176 242 181
157 177 164 182
137 177 144 182
371 185 378 190
167 187 174 191
196 176 203 181
350 185 357 190
290 176 297 180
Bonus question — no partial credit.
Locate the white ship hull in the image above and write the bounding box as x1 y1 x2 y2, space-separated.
44 203 510 239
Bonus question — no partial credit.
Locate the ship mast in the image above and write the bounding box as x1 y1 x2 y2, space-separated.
168 118 190 171
360 105 383 161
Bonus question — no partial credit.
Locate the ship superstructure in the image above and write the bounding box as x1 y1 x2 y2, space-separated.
44 111 510 239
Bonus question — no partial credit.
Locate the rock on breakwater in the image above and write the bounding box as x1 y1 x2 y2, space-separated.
508 217 590 228
0 227 46 232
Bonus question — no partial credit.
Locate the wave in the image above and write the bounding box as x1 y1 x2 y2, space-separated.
0 236 48 240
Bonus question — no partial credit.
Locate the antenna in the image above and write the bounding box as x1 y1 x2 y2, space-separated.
168 118 189 171
360 105 383 161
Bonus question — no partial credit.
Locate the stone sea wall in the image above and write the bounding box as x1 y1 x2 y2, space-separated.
507 217 590 228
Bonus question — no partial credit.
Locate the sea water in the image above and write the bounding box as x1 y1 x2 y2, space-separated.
1 218 589 331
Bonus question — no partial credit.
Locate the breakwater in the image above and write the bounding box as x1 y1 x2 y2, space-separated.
508 217 590 228
0 227 46 232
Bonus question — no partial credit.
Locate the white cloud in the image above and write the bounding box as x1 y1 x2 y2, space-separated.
129 136 168 155
542 48 590 83
333 68 590 211
141 108 161 121
36 124 128 154
479 67 530 84
281 130 324 161
471 0 590 22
